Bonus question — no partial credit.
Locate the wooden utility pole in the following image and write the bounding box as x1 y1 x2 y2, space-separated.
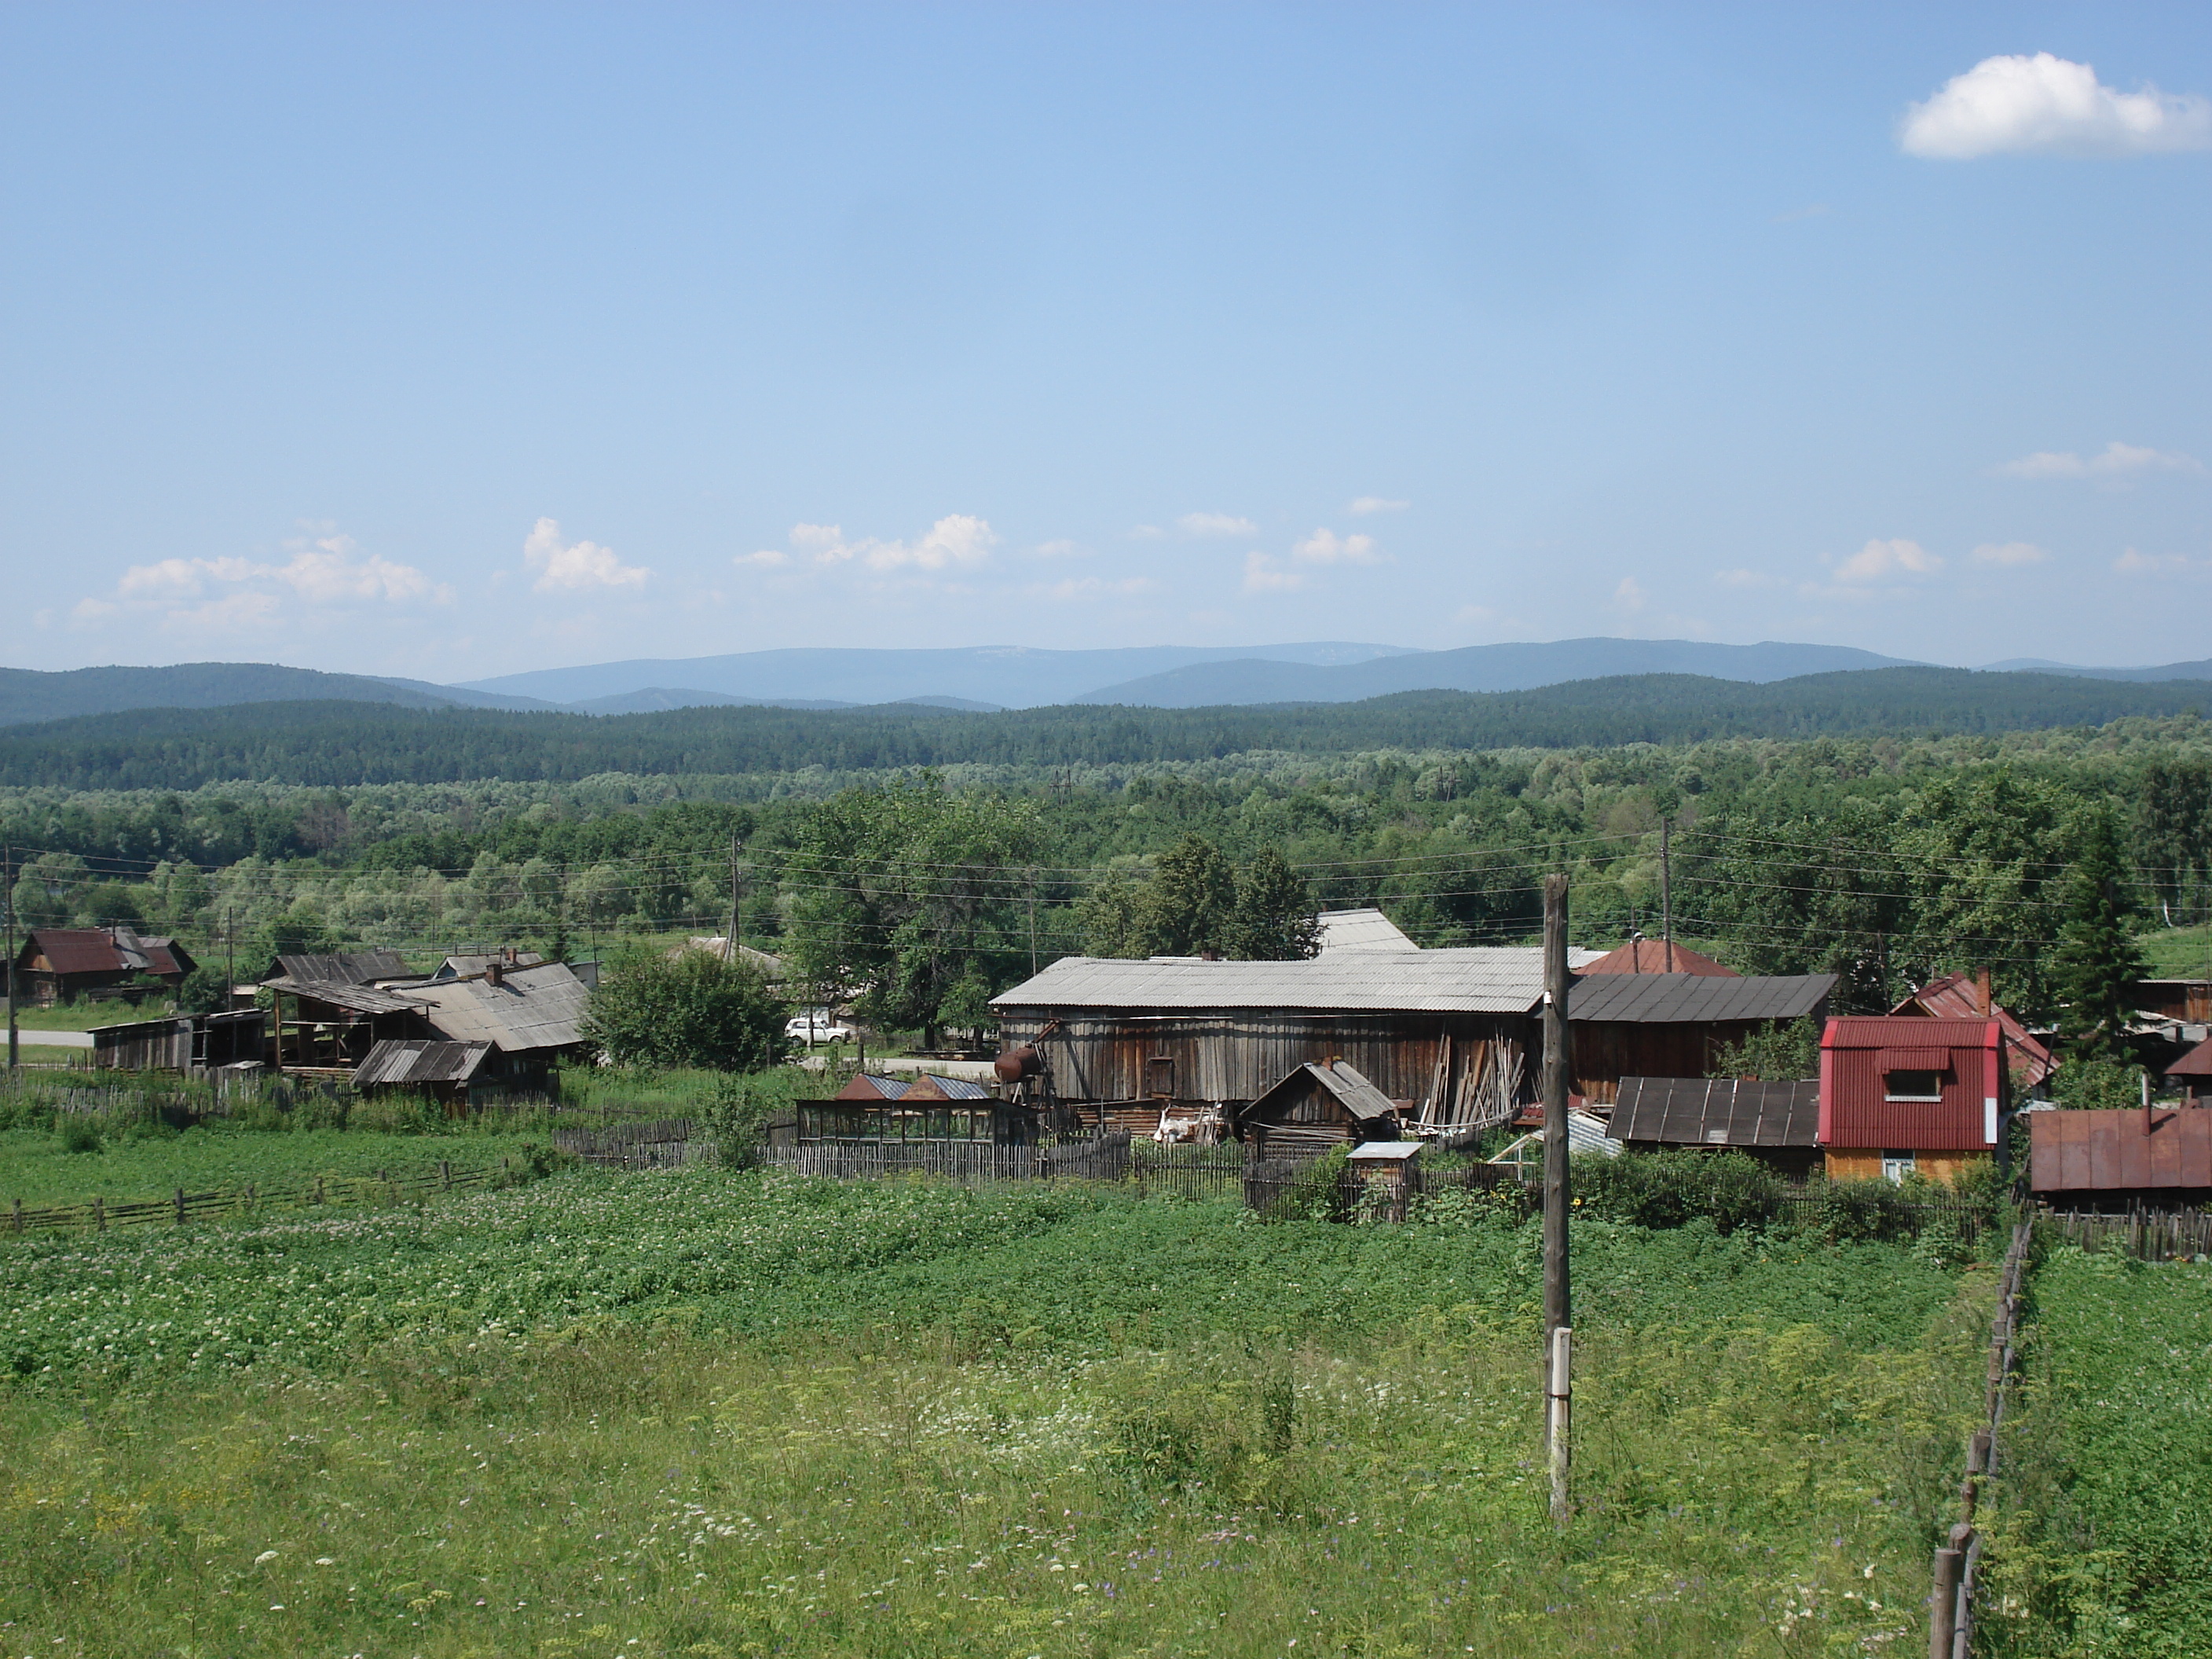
1540 870 1573 1522
727 836 744 962
5 843 17 1073
1027 868 1039 976
1658 817 1674 973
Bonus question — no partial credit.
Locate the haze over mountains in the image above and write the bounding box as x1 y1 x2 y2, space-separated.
5 639 2212 727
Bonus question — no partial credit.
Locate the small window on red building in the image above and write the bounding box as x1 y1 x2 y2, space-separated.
1884 1069 1943 1101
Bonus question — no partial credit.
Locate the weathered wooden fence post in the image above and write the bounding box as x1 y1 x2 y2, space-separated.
175 1186 185 1226
441 1159 452 1192
93 1195 104 1232
1928 1527 1963 1659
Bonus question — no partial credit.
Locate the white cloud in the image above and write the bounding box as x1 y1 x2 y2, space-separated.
1178 512 1260 537
2114 547 2206 575
524 518 650 592
732 548 789 569
1128 524 1164 540
748 515 999 577
1291 527 1384 566
1348 496 1409 515
276 534 434 603
1833 538 1943 583
1971 540 2051 566
1242 552 1308 594
1031 539 1085 559
1038 574 1155 602
1901 53 2212 159
1997 441 2203 481
1613 576 1647 612
96 532 445 624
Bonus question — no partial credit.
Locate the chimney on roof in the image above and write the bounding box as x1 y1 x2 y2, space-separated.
486 960 504 987
1199 947 1221 962
1976 968 1991 1016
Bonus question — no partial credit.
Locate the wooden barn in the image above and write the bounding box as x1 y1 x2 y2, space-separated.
991 947 1603 1142
353 1038 497 1108
1607 1075 1822 1177
1567 972 1835 1105
1819 1016 2004 1184
2029 1106 2212 1210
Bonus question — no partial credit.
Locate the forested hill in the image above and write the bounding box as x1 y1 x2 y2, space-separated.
2 667 2210 789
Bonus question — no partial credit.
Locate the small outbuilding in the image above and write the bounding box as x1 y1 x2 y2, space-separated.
1607 1075 1822 1177
1242 1058 1404 1155
799 1070 1027 1144
1819 1016 2004 1184
353 1038 497 1109
2167 1038 2212 1107
13 926 196 1006
2030 1106 2212 1210
88 1008 266 1072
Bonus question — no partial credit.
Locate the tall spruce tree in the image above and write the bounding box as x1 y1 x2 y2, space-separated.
2048 806 2149 1064
1232 846 1323 959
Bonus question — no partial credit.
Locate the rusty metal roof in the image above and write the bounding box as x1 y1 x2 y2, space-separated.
1314 909 1420 953
1569 972 1833 1025
2031 1107 2212 1192
404 961 590 1053
354 1038 495 1089
2167 1038 2212 1079
23 928 132 976
1889 973 2053 1086
1822 1015 1998 1050
1577 938 1737 976
993 947 1600 1016
1610 1075 1821 1148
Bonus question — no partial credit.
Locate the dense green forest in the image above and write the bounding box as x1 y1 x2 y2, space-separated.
6 698 2211 1027
5 668 2212 789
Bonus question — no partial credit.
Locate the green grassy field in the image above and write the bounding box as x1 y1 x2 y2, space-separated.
6 1001 164 1030
1980 1246 2212 1657
2136 921 2212 981
0 1166 1991 1657
0 1121 557 1207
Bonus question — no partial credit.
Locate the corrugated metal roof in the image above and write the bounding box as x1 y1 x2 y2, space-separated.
992 947 1599 1016
435 952 545 980
267 950 413 987
1569 972 1834 1025
404 961 590 1053
1610 1075 1821 1148
1577 938 1736 976
268 979 427 1014
354 1038 494 1088
1823 1016 1995 1049
1491 1110 1622 1163
1347 1141 1421 1162
2031 1108 2212 1192
1314 909 1420 953
903 1074 992 1101
836 1074 912 1101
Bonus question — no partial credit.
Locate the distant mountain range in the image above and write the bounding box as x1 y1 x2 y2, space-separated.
5 640 2212 726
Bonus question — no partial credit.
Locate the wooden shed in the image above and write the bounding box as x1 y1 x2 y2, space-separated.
1819 1016 2003 1184
88 1009 266 1073
2029 1106 2212 1209
1243 1059 1404 1155
1567 972 1836 1105
1607 1075 1822 1177
353 1038 496 1108
2167 1037 2212 1107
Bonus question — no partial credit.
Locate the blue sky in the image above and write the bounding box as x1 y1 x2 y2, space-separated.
3 4 2208 679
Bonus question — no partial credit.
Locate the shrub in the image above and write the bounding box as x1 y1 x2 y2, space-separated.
59 1118 103 1155
704 1074 774 1170
1573 1149 1785 1234
2048 1057 2148 1111
584 948 789 1071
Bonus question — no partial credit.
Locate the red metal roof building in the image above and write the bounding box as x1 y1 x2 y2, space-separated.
1819 1016 2004 1184
1888 971 2054 1090
2168 1037 2212 1106
2030 1107 2212 1207
11 926 197 1006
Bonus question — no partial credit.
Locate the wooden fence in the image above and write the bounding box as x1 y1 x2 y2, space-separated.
2037 1206 2212 1261
1929 1217 2034 1659
764 1136 1136 1183
5 1155 531 1237
552 1119 707 1170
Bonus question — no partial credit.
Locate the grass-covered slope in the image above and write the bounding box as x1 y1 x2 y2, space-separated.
0 1167 1987 1657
